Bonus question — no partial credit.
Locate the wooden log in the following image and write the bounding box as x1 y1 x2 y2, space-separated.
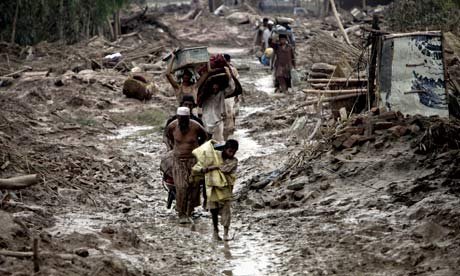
0 174 39 190
303 89 367 94
22 71 49 78
307 78 368 83
299 93 366 108
311 83 365 89
309 72 332 79
1 66 32 78
0 250 33 258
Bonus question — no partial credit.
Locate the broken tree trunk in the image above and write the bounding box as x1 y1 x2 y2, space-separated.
329 0 351 46
0 174 39 190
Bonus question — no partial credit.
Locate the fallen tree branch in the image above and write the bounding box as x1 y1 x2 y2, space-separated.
0 174 39 190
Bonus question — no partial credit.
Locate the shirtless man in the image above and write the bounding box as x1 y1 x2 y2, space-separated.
166 53 210 106
166 107 208 223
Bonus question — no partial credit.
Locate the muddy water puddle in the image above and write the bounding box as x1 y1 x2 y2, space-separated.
208 47 249 57
48 208 284 275
104 125 154 140
254 75 275 94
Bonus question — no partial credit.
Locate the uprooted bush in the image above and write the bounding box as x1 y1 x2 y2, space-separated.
388 0 460 33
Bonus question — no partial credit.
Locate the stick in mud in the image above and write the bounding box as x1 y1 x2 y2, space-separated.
33 238 39 272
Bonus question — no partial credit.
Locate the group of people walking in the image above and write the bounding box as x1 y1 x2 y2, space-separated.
161 52 240 241
256 17 297 93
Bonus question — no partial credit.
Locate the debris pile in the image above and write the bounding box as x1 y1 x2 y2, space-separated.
239 108 460 210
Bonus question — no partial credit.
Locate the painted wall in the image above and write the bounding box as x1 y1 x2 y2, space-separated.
378 33 449 117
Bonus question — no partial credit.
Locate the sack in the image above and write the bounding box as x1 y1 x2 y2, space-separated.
291 69 301 87
197 54 227 75
122 78 153 100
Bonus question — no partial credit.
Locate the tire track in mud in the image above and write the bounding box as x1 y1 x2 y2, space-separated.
46 49 292 275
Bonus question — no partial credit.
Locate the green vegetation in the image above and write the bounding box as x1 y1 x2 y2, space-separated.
388 0 460 33
0 0 132 45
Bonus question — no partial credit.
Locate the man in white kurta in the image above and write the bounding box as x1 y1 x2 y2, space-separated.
201 68 235 143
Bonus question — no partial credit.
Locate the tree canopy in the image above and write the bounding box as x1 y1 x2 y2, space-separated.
388 0 460 33
0 0 131 45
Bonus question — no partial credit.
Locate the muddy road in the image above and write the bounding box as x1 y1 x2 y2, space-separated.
42 48 294 276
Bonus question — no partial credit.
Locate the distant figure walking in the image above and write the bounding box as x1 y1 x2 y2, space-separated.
272 34 296 93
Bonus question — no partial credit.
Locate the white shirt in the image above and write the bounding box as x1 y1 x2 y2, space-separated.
263 29 272 49
202 78 235 130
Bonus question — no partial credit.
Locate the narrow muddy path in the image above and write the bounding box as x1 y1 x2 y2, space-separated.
46 48 291 275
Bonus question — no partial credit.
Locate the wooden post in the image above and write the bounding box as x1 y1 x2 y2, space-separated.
362 0 367 9
59 0 64 41
33 238 39 272
107 17 114 41
367 15 380 109
329 0 351 45
11 0 20 44
116 10 121 36
112 13 118 40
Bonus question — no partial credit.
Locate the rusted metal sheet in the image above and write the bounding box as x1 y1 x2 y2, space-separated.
377 31 449 117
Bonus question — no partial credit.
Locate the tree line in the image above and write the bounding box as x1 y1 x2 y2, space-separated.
0 0 135 45
388 0 460 32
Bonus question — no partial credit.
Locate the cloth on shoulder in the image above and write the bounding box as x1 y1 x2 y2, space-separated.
190 140 237 202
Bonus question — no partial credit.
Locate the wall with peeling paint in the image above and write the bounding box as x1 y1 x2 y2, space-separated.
378 32 449 117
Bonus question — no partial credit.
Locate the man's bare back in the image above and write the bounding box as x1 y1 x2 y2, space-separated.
167 120 207 158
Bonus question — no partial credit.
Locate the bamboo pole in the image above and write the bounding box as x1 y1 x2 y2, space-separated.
303 89 367 94
329 0 351 45
307 78 368 83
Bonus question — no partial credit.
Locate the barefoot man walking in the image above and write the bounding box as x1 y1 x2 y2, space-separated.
166 107 208 223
